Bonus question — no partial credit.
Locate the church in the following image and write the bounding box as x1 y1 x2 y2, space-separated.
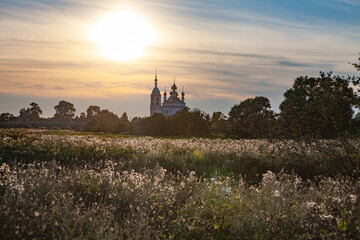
150 72 186 117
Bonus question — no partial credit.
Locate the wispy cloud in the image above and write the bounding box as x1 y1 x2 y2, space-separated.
0 0 359 116
335 0 360 6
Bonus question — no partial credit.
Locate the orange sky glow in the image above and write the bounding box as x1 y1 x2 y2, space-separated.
0 0 359 117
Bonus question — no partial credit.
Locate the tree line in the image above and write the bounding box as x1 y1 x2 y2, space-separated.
1 57 360 139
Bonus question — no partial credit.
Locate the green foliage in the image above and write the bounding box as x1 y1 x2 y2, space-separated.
279 72 359 138
130 108 211 137
228 96 275 138
210 111 228 137
83 106 130 134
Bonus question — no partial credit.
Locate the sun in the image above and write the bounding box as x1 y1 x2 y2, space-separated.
90 11 155 61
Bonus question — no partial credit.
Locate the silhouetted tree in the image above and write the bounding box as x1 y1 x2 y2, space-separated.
19 108 30 122
98 109 118 122
120 112 129 122
54 101 75 121
19 102 42 122
83 107 131 133
130 117 144 135
131 114 169 136
350 53 360 71
29 102 42 121
210 111 228 136
188 108 211 137
168 108 211 137
83 119 99 132
129 107 211 137
279 72 359 138
228 96 275 138
79 112 86 120
117 112 130 133
0 113 13 122
86 105 101 119
169 107 192 136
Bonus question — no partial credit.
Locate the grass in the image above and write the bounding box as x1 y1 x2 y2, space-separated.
0 129 359 239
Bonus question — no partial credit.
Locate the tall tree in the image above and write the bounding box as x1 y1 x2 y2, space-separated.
279 72 359 138
54 100 75 120
228 96 275 138
79 112 86 120
29 102 42 121
169 107 211 137
19 108 30 122
117 112 130 133
19 102 42 122
170 107 192 136
120 112 129 122
86 105 101 119
0 113 12 122
210 111 228 136
188 108 211 137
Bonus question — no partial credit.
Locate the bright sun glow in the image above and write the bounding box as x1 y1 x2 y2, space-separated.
91 11 155 61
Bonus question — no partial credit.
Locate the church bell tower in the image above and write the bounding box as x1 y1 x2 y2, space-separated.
150 70 162 116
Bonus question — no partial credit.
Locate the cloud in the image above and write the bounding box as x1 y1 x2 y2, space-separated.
277 60 334 69
0 0 359 117
53 86 66 90
335 0 360 6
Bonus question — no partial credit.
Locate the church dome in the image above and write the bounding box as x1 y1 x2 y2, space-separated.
152 87 160 95
171 83 177 91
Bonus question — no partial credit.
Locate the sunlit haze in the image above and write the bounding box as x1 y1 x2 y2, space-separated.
0 0 359 118
90 11 155 61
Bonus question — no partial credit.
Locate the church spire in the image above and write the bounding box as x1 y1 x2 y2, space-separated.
181 86 185 102
154 69 158 88
163 86 167 101
171 77 177 91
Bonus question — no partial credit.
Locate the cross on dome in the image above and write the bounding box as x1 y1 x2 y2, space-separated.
171 77 177 91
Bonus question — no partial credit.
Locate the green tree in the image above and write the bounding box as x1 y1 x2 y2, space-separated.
169 108 211 137
228 96 275 138
210 111 228 137
169 107 192 136
83 108 129 133
116 112 130 133
130 108 211 137
188 108 211 137
54 100 75 120
130 114 169 136
279 72 359 138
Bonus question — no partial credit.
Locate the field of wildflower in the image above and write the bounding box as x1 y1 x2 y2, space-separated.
0 129 359 239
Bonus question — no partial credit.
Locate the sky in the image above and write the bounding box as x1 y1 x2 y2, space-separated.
0 0 359 118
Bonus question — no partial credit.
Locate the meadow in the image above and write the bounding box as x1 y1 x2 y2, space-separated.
0 129 359 239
